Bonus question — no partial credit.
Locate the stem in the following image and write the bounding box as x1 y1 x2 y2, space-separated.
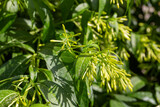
35 85 42 103
36 37 41 68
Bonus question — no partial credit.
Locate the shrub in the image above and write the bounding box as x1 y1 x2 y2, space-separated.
0 0 160 106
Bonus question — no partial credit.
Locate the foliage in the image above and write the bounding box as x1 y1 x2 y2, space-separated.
0 0 160 107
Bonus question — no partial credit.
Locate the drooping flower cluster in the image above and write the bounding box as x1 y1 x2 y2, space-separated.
82 51 133 92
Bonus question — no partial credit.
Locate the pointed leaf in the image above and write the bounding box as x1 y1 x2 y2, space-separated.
0 42 35 53
75 55 91 80
29 65 38 82
98 0 106 18
0 55 31 80
81 11 92 44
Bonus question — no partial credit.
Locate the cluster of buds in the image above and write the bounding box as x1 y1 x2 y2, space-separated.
82 52 133 92
136 35 160 62
82 56 98 83
88 14 132 42
119 48 130 60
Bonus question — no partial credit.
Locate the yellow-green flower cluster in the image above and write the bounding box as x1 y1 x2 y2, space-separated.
82 52 133 92
88 15 132 42
50 24 82 54
119 48 130 60
82 56 98 82
136 35 160 62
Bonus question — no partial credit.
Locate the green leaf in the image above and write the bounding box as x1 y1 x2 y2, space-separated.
39 45 73 81
30 104 49 107
39 68 54 81
60 51 75 63
129 91 156 105
0 75 28 90
85 79 94 106
81 11 92 44
114 94 137 102
126 0 131 14
75 55 91 80
0 55 31 80
129 33 141 54
84 40 100 51
98 0 106 18
13 18 36 30
110 100 128 107
81 10 92 33
38 80 77 107
76 80 89 107
0 13 16 34
0 30 36 43
29 0 55 42
60 0 74 20
29 65 38 82
0 90 18 107
0 42 35 53
39 47 77 107
130 76 145 92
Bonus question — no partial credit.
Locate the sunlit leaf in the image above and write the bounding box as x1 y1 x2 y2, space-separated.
0 90 18 107
39 46 77 107
39 68 54 81
129 91 156 105
98 0 106 18
75 55 91 80
128 76 146 92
